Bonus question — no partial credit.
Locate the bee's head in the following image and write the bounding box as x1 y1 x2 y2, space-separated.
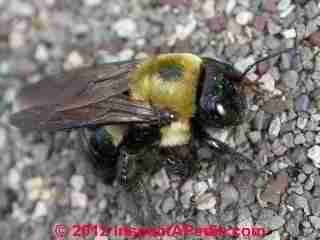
196 59 247 128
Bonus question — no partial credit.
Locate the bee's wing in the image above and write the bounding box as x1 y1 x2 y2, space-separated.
16 59 141 109
10 59 160 131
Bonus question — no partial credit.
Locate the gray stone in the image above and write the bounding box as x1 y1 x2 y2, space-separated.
310 216 320 229
269 116 281 138
71 191 88 208
298 173 307 183
272 139 287 156
308 145 320 168
256 209 285 230
70 175 85 191
302 164 315 174
162 197 175 213
253 110 265 130
294 133 306 145
151 168 170 192
295 95 310 112
248 131 261 144
193 181 208 196
195 192 217 211
113 18 137 38
297 116 309 130
288 194 310 215
282 133 294 148
306 131 315 144
286 217 300 236
220 184 239 212
310 198 320 216
282 70 298 89
235 11 254 26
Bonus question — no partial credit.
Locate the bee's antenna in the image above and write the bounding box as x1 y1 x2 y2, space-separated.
240 47 297 80
241 25 301 80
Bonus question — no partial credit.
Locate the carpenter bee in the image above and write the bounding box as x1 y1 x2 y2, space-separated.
10 50 294 226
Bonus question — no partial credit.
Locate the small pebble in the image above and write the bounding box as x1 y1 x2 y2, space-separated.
297 116 308 130
281 28 297 39
308 145 320 168
248 131 261 143
35 44 49 62
162 197 175 213
193 181 208 196
70 175 85 192
71 191 88 208
113 18 137 38
258 72 275 92
225 0 236 15
280 4 296 18
295 95 310 112
195 192 217 211
294 133 306 145
32 201 48 219
64 51 84 70
235 11 254 25
208 15 227 32
277 0 291 11
282 70 298 89
310 216 320 229
269 116 281 138
234 56 255 73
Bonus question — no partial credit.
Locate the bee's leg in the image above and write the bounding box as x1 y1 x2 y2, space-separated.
79 126 125 184
115 126 162 226
160 145 198 180
116 146 159 226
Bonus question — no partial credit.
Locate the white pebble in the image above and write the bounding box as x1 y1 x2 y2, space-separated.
70 175 85 191
9 31 25 49
118 48 135 61
308 145 320 168
32 201 48 219
113 18 137 38
280 4 295 18
71 191 88 208
234 55 255 73
193 181 208 196
64 51 84 70
202 0 215 18
35 44 49 62
258 72 275 92
225 0 236 15
281 28 297 39
236 11 254 26
7 168 21 190
196 193 217 210
277 0 291 11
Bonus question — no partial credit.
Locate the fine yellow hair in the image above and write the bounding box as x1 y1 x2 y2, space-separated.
130 53 203 119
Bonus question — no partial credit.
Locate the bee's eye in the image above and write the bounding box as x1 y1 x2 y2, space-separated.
215 103 226 116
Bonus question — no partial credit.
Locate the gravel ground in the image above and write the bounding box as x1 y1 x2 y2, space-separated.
1 0 320 239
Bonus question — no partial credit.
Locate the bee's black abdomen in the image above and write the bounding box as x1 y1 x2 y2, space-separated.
79 127 118 184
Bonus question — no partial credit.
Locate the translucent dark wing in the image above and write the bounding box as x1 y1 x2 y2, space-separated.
10 59 161 131
10 95 159 131
16 59 141 109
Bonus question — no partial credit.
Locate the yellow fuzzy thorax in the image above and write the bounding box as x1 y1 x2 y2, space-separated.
130 53 203 119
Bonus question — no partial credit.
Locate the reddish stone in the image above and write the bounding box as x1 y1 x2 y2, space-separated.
254 15 268 32
307 31 320 47
207 15 227 33
262 0 279 13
